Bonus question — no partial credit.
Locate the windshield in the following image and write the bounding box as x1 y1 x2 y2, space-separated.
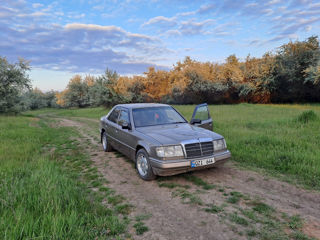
132 106 186 127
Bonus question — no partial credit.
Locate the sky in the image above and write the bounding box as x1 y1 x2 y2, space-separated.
1 0 320 91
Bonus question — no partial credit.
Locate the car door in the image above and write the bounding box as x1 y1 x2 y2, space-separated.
116 108 135 158
106 107 121 149
190 103 213 131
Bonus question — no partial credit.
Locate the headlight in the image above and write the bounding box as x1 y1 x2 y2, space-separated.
156 145 184 158
213 139 226 151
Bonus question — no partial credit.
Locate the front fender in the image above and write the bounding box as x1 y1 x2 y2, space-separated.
135 140 154 157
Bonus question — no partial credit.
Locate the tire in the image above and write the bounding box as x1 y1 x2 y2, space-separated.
135 149 156 181
102 132 112 152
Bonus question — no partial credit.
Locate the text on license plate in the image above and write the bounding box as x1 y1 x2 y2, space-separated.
191 157 215 168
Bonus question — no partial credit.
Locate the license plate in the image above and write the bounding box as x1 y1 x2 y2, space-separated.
191 157 215 168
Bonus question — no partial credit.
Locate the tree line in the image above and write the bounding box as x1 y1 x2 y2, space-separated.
1 36 320 113
0 57 58 113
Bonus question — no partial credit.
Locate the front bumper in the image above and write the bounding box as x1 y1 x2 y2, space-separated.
150 150 231 176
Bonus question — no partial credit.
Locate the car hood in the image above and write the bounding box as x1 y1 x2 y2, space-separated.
136 123 223 145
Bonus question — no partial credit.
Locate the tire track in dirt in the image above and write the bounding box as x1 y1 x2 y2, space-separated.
194 166 320 220
58 118 241 240
58 117 320 240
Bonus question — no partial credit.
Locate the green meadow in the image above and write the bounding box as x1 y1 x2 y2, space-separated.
0 116 128 239
178 104 320 189
1 103 319 238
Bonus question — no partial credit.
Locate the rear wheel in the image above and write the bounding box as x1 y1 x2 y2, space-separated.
102 132 112 152
136 149 156 181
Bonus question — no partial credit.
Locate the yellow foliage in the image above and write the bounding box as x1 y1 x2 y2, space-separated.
68 75 82 86
56 90 68 106
56 54 279 104
142 67 171 100
116 76 133 95
84 75 95 87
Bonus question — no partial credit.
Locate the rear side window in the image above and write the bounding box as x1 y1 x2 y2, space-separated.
118 110 129 126
108 108 120 123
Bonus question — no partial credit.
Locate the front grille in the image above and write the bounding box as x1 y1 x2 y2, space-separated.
185 141 213 158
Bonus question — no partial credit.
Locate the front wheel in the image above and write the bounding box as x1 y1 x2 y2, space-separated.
102 132 112 152
135 149 156 181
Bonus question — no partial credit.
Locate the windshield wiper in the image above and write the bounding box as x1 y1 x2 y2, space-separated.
172 121 186 124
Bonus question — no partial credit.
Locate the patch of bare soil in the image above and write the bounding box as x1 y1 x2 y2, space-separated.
29 117 40 127
58 118 84 128
56 117 320 240
303 220 320 239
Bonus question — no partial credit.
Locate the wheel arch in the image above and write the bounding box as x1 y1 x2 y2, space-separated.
134 141 151 160
100 128 106 143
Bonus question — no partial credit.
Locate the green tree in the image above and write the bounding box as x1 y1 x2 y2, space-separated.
63 75 89 108
23 88 47 110
23 89 59 110
183 71 228 104
273 36 320 102
43 90 59 108
88 69 126 107
0 57 31 113
127 80 147 103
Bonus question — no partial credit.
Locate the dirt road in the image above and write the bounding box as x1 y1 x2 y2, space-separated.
57 116 320 240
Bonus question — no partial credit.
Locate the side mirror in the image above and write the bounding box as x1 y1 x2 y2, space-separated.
121 121 131 130
190 119 202 125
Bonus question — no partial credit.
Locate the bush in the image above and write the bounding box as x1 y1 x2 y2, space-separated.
297 110 318 123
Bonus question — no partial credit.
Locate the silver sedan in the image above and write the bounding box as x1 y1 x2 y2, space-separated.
100 103 231 180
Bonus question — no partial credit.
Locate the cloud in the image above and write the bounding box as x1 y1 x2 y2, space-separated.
165 29 181 37
175 3 216 17
271 15 320 36
17 11 48 17
32 3 43 8
212 22 238 36
0 1 171 74
180 19 215 35
70 13 86 19
288 0 313 9
142 13 216 36
266 0 282 6
1 0 320 75
305 25 312 31
0 20 169 73
197 4 216 14
267 33 298 42
242 3 274 16
279 17 320 35
141 16 177 28
176 11 196 17
249 39 261 45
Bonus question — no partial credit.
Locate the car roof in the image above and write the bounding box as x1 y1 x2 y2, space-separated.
114 103 170 109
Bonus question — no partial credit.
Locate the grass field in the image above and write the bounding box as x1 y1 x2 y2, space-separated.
0 116 129 239
178 104 320 190
25 103 320 190
2 103 319 238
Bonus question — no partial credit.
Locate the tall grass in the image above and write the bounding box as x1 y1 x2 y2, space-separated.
0 116 126 239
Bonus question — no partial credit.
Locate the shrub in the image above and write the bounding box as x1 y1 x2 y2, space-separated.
297 110 318 123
